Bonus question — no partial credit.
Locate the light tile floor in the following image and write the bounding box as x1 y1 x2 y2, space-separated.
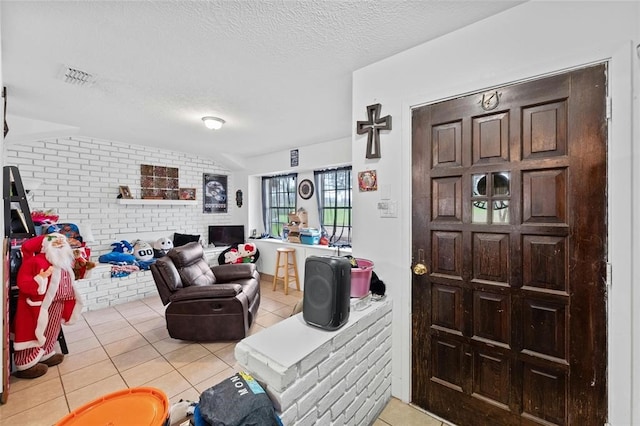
0 279 445 425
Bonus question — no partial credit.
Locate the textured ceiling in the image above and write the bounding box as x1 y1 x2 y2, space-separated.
1 1 523 164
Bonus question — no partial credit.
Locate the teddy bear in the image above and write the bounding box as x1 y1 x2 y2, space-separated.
72 247 96 280
237 243 257 263
132 240 156 270
153 237 174 257
133 240 154 262
224 248 241 264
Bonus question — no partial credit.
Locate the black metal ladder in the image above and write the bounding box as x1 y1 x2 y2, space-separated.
3 166 68 356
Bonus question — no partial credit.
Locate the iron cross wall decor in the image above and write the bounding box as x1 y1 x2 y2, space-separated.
356 103 392 159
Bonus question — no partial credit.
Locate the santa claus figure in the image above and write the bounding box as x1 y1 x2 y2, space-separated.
12 233 83 379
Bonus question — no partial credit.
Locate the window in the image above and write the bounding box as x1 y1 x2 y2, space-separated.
314 167 352 246
262 173 297 238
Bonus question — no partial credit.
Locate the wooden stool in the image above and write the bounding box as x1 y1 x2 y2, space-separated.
272 247 300 295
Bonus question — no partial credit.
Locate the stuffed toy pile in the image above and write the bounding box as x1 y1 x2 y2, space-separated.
221 243 259 264
41 222 94 279
98 240 140 278
98 238 167 277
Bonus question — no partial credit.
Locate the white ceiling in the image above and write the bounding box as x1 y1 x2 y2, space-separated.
1 1 523 164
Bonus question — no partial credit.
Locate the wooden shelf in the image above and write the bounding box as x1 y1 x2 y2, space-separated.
116 199 197 206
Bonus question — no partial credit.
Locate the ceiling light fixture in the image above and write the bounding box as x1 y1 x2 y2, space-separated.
202 116 225 130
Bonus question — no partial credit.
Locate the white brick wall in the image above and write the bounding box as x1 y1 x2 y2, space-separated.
70 264 159 311
5 136 236 310
235 298 393 426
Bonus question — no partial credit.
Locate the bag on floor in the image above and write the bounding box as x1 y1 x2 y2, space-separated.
198 371 282 426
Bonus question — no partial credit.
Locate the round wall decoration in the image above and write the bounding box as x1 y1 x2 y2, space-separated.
298 179 314 200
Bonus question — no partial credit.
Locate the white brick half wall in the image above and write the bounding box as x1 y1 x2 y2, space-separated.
235 298 392 426
5 136 238 310
73 264 158 311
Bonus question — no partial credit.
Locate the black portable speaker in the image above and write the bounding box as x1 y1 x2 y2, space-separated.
303 255 351 331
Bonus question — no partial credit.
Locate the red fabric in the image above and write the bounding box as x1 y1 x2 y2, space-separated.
16 252 52 300
14 299 64 370
20 234 45 258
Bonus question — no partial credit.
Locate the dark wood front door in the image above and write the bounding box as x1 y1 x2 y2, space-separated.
411 64 607 425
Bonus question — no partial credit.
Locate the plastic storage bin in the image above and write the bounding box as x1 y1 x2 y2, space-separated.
350 258 374 298
300 228 321 245
55 387 169 426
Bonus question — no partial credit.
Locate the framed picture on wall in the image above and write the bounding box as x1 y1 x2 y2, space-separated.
203 174 228 213
179 188 196 200
119 185 133 199
358 170 377 192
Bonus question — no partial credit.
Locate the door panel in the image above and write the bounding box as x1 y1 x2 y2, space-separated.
472 112 509 164
412 65 607 425
522 169 567 224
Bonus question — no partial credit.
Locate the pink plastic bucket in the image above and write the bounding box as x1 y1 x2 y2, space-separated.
350 258 374 298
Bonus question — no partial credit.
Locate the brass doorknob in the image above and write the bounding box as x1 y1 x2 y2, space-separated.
413 262 427 276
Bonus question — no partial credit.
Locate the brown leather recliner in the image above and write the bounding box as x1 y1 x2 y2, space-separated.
150 242 260 341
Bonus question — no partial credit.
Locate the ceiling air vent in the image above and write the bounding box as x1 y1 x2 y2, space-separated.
63 67 95 86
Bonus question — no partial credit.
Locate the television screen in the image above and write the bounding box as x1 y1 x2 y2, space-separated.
208 225 245 247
